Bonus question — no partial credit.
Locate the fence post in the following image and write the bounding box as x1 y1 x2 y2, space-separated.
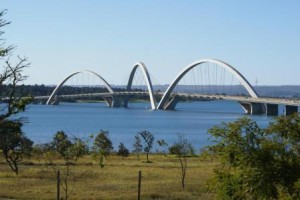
57 170 60 200
138 170 142 200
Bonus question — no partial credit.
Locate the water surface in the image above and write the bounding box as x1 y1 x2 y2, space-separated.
19 101 274 152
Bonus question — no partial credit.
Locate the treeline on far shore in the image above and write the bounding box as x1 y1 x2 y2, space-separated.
0 84 213 103
0 84 129 97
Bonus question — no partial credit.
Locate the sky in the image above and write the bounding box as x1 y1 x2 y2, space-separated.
1 0 300 86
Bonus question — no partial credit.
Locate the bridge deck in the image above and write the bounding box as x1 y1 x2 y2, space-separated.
176 93 300 106
3 92 300 107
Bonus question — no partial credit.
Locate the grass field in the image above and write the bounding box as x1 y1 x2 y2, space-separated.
0 154 216 200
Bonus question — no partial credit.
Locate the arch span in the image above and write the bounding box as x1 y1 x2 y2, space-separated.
157 58 259 109
126 62 156 109
46 70 114 105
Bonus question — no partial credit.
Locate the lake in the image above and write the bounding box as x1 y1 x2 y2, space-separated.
18 100 277 152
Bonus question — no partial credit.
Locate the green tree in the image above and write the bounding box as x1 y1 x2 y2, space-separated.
266 114 300 198
117 142 129 159
139 130 154 163
207 115 300 199
51 131 72 160
133 134 143 160
0 120 33 175
169 134 193 190
48 131 88 200
51 131 87 163
93 130 113 168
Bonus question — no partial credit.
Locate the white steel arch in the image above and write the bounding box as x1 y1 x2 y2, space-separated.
127 62 156 109
157 58 259 109
46 70 114 105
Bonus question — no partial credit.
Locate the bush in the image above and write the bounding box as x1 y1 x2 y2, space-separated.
92 130 113 168
117 143 129 158
207 115 300 199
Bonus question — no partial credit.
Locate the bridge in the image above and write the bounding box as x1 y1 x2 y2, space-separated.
13 59 300 116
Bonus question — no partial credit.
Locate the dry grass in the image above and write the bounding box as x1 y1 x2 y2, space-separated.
0 154 217 199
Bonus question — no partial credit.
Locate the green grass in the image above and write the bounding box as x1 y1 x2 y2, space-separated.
0 154 216 199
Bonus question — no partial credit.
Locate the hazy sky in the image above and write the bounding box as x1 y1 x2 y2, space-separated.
1 1 300 85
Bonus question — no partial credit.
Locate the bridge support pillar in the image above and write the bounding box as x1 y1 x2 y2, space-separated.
122 97 130 108
285 105 298 116
103 96 133 108
112 96 123 108
163 97 179 110
251 103 265 115
266 104 278 116
240 102 265 115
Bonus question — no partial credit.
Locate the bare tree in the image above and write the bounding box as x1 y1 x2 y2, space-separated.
45 131 88 200
139 130 154 163
0 10 13 57
0 9 32 175
169 134 194 190
0 10 31 120
133 134 143 160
